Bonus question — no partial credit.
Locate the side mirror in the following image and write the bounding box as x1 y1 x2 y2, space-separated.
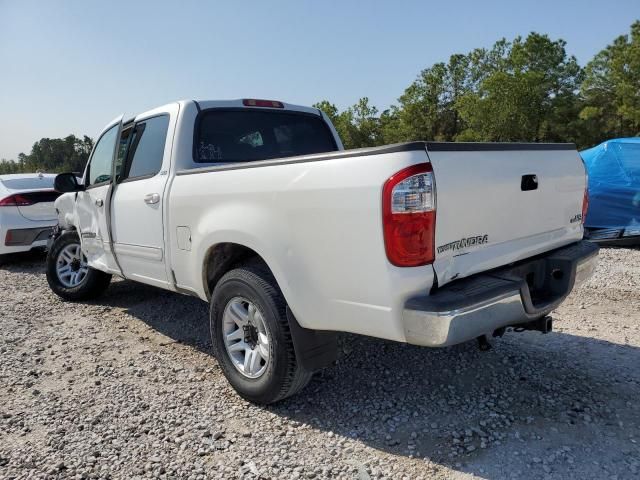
54 173 84 193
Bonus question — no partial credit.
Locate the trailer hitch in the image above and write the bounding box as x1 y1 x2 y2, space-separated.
478 316 553 351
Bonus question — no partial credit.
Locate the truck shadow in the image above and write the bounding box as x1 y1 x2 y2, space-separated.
0 249 47 273
98 278 212 352
96 278 640 479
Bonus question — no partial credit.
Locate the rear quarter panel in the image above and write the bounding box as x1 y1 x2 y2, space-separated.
169 150 435 342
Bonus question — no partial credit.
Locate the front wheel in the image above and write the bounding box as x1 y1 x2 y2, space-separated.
210 265 312 404
46 231 112 301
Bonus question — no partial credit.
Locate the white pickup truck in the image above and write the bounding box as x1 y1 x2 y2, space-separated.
48 98 599 404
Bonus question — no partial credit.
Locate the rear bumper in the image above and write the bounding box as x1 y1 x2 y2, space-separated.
403 240 599 347
3 226 54 248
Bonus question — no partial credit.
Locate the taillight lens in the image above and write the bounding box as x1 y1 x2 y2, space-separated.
0 194 34 207
382 163 436 267
0 191 59 207
581 158 589 225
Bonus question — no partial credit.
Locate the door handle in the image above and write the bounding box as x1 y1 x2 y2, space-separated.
144 193 160 205
95 199 104 207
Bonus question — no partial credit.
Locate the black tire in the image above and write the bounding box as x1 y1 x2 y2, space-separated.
210 264 312 404
46 231 112 301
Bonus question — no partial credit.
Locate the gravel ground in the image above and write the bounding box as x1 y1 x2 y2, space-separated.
0 247 639 480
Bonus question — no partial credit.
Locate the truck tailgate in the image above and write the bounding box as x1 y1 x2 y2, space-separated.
426 143 586 286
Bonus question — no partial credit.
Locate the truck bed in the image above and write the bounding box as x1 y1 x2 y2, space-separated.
169 140 586 341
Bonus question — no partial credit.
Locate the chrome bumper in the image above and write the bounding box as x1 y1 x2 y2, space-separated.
403 241 599 347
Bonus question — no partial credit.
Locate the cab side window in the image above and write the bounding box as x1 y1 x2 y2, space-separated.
87 125 119 186
124 115 169 180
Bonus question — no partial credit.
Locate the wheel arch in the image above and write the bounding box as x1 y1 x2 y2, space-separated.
202 242 273 300
204 241 338 374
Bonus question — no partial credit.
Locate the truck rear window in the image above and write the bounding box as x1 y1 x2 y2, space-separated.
195 109 337 163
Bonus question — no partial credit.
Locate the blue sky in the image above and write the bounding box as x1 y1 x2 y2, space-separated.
1 0 639 160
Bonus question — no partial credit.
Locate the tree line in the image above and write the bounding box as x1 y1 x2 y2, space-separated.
1 21 638 175
0 135 93 175
315 21 640 150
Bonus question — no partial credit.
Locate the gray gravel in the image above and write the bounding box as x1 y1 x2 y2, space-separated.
0 247 639 479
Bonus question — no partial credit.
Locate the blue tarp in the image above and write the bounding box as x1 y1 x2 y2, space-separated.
580 138 640 236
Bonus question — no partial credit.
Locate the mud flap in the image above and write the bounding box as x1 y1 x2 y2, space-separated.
286 307 337 372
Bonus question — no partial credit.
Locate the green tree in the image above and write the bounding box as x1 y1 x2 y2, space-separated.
456 33 582 142
346 97 383 148
313 100 352 146
392 63 447 142
313 100 340 126
0 159 22 175
1 135 94 175
580 20 640 143
389 54 472 143
314 98 383 149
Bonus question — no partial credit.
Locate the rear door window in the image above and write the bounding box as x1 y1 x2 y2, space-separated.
123 115 170 180
195 110 337 163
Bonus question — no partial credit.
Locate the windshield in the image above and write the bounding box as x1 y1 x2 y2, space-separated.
195 109 337 163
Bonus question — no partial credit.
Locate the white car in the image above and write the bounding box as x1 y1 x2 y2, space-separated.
48 99 598 404
0 173 60 257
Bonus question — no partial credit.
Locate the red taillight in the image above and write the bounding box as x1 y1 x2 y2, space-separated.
382 163 436 267
242 99 284 108
0 191 59 207
0 194 33 207
580 158 589 225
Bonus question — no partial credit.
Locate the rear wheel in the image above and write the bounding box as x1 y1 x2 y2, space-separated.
210 265 312 404
46 231 112 301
